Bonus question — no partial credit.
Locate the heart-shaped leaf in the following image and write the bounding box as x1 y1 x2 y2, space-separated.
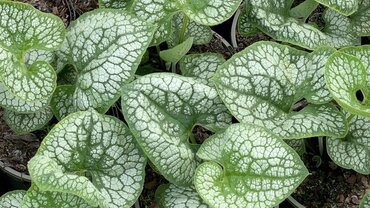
195 124 309 208
121 73 231 186
315 0 358 16
214 42 347 139
4 107 53 134
246 0 327 49
324 46 370 116
160 37 194 63
177 0 243 26
21 185 91 208
155 184 209 208
180 53 225 86
27 109 146 208
0 1 65 52
327 114 370 174
57 9 155 112
361 191 370 208
0 190 25 208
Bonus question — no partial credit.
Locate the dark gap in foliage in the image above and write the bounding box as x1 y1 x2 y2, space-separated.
191 125 214 144
292 99 308 112
362 37 370 45
356 89 365 103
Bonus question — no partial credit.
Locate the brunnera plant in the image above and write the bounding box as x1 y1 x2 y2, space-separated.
0 0 370 208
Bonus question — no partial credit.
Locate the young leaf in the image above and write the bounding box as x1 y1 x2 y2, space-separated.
238 9 260 37
160 37 194 63
0 190 25 208
179 53 225 86
28 109 146 208
177 0 243 26
155 184 209 208
4 107 53 134
50 85 76 120
327 114 370 174
315 0 358 16
21 185 91 208
324 47 370 116
57 9 155 112
214 42 347 139
121 73 231 186
360 191 370 208
194 124 309 208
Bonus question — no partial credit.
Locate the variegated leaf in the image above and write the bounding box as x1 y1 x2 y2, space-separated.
315 0 358 16
0 190 25 208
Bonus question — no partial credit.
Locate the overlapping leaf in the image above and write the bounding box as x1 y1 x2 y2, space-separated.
57 9 155 113
99 0 133 9
315 0 358 16
4 107 53 134
21 185 92 208
195 124 309 208
180 53 225 86
155 184 209 208
50 85 76 120
0 190 25 208
0 1 64 112
214 42 347 139
121 73 231 186
168 13 212 47
160 37 194 63
327 114 370 174
177 0 243 26
27 110 146 208
324 46 370 116
351 1 370 35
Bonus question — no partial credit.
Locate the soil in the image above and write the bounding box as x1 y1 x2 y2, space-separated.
3 1 370 208
0 109 41 174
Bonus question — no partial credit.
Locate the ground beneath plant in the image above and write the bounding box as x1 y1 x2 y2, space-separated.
3 0 370 207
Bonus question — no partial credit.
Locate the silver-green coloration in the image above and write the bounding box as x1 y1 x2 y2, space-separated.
57 9 155 113
168 13 212 47
0 1 64 113
195 124 309 208
177 0 243 26
27 110 146 208
99 0 133 8
180 53 225 86
327 114 370 174
21 185 92 208
160 37 194 63
0 190 25 208
315 0 358 16
360 191 370 208
4 107 53 134
351 1 370 35
155 184 209 208
51 85 76 120
121 73 231 186
214 42 347 139
247 0 327 49
325 46 370 116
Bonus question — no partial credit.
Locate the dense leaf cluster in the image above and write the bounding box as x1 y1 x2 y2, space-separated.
0 0 369 207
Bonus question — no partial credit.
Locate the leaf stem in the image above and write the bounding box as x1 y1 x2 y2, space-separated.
179 15 189 44
347 114 355 123
156 45 165 69
189 134 197 144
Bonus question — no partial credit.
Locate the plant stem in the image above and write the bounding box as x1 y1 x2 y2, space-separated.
156 45 165 69
189 134 197 144
179 15 189 44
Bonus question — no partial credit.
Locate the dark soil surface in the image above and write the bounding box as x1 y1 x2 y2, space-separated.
0 109 41 174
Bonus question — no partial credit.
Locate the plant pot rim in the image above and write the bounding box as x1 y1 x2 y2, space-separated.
0 160 31 182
